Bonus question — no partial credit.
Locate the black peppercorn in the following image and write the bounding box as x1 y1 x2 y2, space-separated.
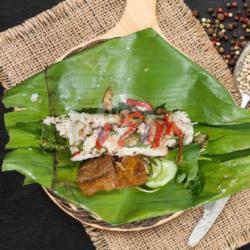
233 22 238 28
192 10 199 18
233 54 239 60
208 7 214 14
207 27 214 35
227 23 234 30
247 20 250 28
243 3 248 9
230 39 235 45
230 47 235 53
228 59 235 66
232 32 238 38
224 35 229 41
241 41 248 47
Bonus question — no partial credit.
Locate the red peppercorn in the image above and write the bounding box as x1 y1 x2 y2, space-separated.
240 17 248 23
224 12 229 18
217 8 224 13
212 40 217 46
234 15 240 21
231 1 238 8
235 41 241 46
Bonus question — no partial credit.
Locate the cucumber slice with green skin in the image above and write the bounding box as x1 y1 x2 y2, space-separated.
150 159 162 179
146 160 177 189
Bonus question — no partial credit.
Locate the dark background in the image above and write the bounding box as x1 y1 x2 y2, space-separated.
0 1 249 250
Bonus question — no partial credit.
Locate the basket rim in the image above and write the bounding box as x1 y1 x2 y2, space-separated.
43 188 184 231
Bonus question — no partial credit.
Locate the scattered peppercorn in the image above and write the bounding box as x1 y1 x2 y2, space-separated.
240 17 247 23
192 2 250 71
239 35 245 41
243 3 248 9
218 31 224 38
235 15 240 21
208 7 214 14
217 8 224 13
242 23 247 29
241 41 248 47
226 2 231 9
228 23 234 30
234 54 239 60
192 10 199 18
218 47 225 54
233 21 238 27
217 13 225 21
231 2 238 8
229 59 235 66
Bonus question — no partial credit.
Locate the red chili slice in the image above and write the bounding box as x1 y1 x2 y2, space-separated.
118 123 138 147
125 99 153 111
163 115 174 135
172 125 184 162
95 123 112 150
152 120 165 148
122 111 145 126
72 151 80 157
164 115 184 162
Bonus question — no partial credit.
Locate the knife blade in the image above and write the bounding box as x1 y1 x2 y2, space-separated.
187 197 230 247
187 93 250 248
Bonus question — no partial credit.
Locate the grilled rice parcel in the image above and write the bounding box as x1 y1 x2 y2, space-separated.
43 88 195 196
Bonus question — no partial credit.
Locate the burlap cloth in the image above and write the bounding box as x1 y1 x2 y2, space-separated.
0 0 250 249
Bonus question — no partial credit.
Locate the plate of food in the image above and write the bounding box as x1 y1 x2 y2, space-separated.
2 27 250 231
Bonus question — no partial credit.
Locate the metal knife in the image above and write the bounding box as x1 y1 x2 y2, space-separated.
187 92 250 247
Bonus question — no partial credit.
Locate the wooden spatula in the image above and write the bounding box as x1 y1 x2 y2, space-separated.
59 0 164 61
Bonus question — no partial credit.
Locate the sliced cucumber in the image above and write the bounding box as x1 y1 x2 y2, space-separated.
150 159 162 179
136 187 160 193
146 160 177 189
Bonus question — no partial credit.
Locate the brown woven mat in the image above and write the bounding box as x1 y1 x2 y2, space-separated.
1 0 250 249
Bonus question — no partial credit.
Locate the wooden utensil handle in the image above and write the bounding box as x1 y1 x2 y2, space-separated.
58 0 163 61
103 0 162 38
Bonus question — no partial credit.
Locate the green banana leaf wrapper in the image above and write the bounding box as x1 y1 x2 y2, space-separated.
2 28 250 225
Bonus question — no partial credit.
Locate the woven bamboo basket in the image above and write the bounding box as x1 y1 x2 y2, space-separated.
44 188 183 231
40 0 186 231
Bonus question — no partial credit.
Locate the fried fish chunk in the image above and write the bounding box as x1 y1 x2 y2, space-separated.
78 155 148 196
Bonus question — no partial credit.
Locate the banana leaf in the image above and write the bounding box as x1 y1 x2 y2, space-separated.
2 28 250 225
196 124 250 155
